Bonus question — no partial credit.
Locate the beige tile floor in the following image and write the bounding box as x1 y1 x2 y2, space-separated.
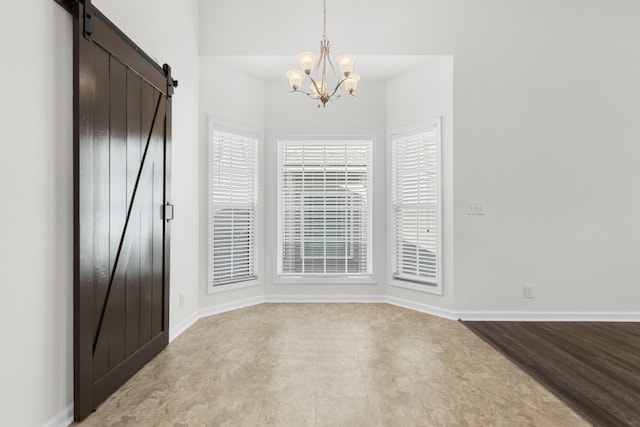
76 303 588 426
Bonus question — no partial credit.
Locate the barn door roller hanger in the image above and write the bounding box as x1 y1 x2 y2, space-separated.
82 0 93 41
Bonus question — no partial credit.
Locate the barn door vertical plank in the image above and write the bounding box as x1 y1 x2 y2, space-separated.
125 70 142 357
108 57 128 368
90 41 111 383
163 98 172 333
151 98 165 337
138 83 157 346
74 2 94 419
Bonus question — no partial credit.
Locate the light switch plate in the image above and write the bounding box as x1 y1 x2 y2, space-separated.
467 201 485 215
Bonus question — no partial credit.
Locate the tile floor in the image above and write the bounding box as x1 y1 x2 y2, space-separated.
76 303 588 426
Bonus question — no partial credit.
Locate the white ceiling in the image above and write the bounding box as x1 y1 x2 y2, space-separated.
207 55 442 82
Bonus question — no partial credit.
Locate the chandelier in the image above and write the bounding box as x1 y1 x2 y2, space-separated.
286 0 360 108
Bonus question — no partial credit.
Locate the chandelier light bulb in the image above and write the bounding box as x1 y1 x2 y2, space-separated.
286 69 305 91
336 54 355 77
345 73 360 94
311 80 327 97
296 52 316 75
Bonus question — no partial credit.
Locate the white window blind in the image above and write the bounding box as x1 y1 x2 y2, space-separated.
210 127 257 287
392 122 441 285
278 139 372 276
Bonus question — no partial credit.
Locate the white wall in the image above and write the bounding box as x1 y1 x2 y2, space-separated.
386 57 454 310
0 4 73 426
263 79 388 296
198 58 266 309
0 1 200 426
200 0 640 313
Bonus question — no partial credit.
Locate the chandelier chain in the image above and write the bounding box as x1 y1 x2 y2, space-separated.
323 0 327 39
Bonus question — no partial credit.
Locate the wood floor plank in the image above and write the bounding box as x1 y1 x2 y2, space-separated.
463 321 640 427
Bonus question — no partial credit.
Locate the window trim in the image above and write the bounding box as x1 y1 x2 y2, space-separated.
207 118 262 294
275 135 374 282
388 118 443 295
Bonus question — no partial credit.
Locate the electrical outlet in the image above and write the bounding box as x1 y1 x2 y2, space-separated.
524 285 534 299
179 293 185 307
467 201 485 215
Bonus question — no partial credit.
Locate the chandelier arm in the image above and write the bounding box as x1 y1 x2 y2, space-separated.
314 52 323 81
326 55 341 82
305 92 321 101
288 90 323 102
321 54 328 95
309 76 323 98
327 78 346 99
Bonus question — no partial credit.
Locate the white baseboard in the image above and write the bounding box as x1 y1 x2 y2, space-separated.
265 294 386 303
169 310 200 342
43 404 73 427
386 296 460 320
198 295 265 319
459 310 640 322
195 295 640 323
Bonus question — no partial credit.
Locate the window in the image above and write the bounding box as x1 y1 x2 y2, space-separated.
278 138 372 276
391 120 441 287
209 124 258 289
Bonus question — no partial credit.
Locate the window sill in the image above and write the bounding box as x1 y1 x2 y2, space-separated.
389 279 442 295
272 275 377 286
208 279 262 294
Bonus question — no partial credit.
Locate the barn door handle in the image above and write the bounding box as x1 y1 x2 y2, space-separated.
164 203 174 222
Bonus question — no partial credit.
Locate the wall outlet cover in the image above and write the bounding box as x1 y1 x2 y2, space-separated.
524 285 534 299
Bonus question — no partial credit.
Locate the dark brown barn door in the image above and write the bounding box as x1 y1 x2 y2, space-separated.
72 2 176 421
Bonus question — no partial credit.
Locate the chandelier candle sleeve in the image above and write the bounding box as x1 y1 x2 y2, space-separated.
286 0 360 108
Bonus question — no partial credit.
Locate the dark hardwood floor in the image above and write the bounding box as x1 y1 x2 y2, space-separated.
463 321 640 427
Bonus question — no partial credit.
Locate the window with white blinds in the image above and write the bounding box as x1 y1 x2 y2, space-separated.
392 121 441 286
278 139 372 276
210 126 258 288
